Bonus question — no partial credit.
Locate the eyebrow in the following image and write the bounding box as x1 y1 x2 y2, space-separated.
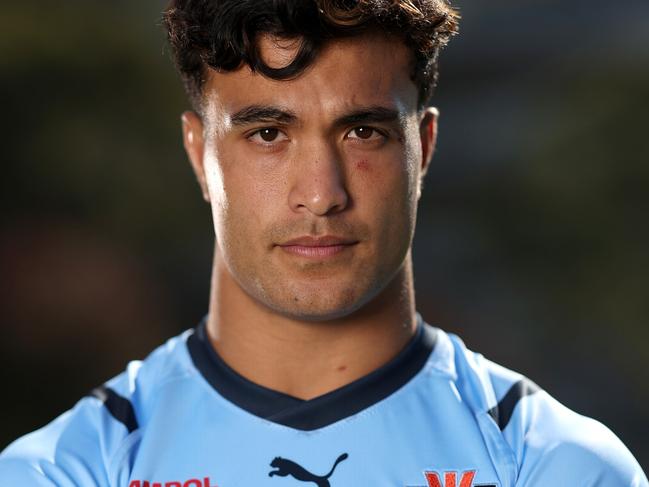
230 105 297 126
229 104 403 128
332 106 402 128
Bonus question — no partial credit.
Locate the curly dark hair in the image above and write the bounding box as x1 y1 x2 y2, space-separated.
163 0 459 113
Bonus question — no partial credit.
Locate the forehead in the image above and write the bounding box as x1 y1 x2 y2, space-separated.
203 33 418 123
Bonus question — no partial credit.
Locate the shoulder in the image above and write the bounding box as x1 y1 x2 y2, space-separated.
511 391 647 486
441 331 648 486
0 328 196 485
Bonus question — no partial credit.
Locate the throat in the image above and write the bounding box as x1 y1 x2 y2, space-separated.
187 311 435 431
209 314 416 400
205 246 418 400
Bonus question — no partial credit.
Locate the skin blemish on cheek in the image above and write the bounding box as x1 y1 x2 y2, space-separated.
337 365 347 372
356 159 371 171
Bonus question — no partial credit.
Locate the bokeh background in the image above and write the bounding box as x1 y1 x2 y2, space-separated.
1 0 647 471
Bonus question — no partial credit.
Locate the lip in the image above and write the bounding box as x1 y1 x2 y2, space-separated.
277 235 359 258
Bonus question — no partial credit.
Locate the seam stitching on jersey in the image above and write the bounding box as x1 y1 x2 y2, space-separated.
107 429 143 485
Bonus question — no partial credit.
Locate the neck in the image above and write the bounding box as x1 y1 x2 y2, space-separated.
205 246 418 400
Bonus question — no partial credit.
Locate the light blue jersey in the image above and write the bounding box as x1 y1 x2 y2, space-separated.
1 316 646 486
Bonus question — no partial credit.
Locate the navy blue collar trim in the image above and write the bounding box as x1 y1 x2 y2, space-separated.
187 317 437 431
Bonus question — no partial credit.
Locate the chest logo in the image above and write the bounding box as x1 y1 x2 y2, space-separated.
421 470 496 487
268 453 348 486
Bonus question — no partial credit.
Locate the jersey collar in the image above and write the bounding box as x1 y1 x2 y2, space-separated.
186 315 437 431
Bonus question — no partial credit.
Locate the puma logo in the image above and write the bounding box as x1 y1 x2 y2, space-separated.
268 453 349 486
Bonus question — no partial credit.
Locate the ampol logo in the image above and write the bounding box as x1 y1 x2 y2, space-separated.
128 478 217 487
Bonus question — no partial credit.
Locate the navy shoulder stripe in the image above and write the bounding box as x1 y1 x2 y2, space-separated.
89 385 138 433
487 379 540 430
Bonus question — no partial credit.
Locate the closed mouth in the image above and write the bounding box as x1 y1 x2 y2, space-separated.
277 236 359 258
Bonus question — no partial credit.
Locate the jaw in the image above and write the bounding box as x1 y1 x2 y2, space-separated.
245 251 414 324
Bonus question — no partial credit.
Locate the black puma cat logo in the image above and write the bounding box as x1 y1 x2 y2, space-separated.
268 453 349 486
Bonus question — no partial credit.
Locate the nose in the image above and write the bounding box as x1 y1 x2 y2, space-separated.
288 143 349 216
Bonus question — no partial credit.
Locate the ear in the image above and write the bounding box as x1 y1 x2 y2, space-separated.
181 111 210 202
419 106 438 181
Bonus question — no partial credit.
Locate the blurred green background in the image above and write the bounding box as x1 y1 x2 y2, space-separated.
1 0 647 471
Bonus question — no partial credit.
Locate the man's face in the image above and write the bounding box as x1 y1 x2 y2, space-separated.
184 33 436 321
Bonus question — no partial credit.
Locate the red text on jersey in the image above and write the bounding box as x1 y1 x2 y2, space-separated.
128 478 217 487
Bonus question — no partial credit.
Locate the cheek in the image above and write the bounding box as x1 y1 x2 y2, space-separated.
350 155 415 235
354 153 416 225
350 156 386 189
350 153 413 202
217 158 286 236
355 158 371 172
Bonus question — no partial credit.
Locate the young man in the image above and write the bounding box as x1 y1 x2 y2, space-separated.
1 1 646 486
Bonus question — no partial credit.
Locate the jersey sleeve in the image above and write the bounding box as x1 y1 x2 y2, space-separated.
444 333 648 487
508 390 648 486
491 377 648 487
0 384 139 486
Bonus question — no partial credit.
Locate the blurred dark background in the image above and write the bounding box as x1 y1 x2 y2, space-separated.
1 0 647 471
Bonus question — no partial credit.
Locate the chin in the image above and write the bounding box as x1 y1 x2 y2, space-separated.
262 284 377 323
278 308 360 323
282 306 359 323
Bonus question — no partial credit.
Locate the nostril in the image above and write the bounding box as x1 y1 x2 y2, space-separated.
304 188 349 216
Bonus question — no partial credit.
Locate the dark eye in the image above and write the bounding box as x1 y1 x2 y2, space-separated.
249 128 288 145
347 126 387 142
351 127 374 139
259 128 279 142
